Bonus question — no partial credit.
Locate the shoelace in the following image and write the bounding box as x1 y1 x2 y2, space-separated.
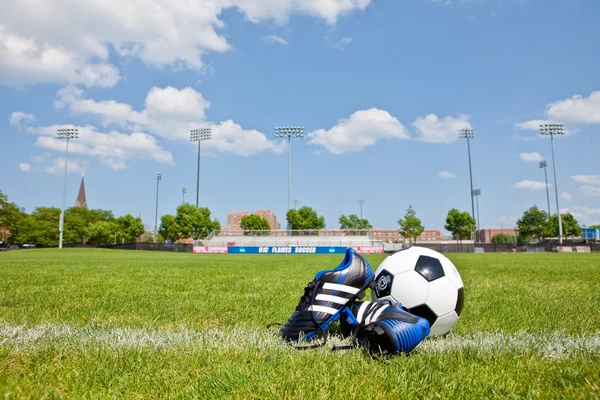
268 280 329 350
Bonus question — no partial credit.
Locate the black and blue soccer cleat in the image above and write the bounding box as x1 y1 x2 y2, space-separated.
340 301 431 355
279 248 375 343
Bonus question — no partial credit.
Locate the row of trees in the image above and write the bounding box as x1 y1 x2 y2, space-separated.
0 190 144 246
4 188 596 246
516 206 587 242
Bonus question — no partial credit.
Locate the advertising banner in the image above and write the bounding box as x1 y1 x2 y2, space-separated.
193 246 229 254
225 246 385 254
227 246 348 254
352 246 385 254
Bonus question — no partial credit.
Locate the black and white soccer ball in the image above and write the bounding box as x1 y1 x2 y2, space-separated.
372 246 464 336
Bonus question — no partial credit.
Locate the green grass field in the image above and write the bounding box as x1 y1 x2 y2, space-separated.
1 249 599 399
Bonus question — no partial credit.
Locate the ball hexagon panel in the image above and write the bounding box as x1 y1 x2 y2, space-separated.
415 255 445 282
376 248 421 276
430 311 459 337
425 277 458 317
389 270 429 309
440 257 464 289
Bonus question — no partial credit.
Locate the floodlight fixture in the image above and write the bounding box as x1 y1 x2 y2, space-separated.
540 123 565 244
56 127 79 249
274 126 305 216
190 127 212 207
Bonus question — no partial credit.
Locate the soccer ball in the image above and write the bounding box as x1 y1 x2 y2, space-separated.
372 246 464 337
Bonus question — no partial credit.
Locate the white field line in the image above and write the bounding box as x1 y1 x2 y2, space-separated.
1 323 599 359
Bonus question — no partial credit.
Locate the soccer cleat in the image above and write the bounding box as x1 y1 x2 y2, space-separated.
341 301 431 355
279 248 375 343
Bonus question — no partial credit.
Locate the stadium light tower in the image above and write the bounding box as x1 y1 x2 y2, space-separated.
182 187 187 205
539 160 551 216
473 189 481 242
190 128 212 208
359 199 365 219
56 127 79 249
458 128 476 234
274 126 304 216
154 173 162 243
540 123 565 244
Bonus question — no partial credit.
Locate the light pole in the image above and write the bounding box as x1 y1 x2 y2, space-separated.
473 189 481 243
56 128 79 249
540 124 565 244
294 200 299 210
274 126 304 227
539 161 551 216
154 173 162 243
182 187 187 205
359 200 365 219
190 128 212 208
459 128 476 239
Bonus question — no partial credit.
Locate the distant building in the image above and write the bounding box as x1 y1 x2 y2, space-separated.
75 173 87 207
225 209 280 231
255 209 281 230
369 229 442 244
476 228 516 243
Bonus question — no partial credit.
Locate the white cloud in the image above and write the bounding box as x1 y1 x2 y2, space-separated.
438 170 456 179
44 157 85 175
580 185 600 197
18 163 32 172
570 206 600 225
512 180 550 191
334 37 352 51
571 175 600 186
519 152 544 162
231 0 372 24
9 112 35 127
573 206 600 216
263 35 289 46
515 91 600 137
545 91 600 124
53 85 282 156
307 108 409 154
24 124 174 170
413 114 472 144
560 192 572 201
0 1 370 87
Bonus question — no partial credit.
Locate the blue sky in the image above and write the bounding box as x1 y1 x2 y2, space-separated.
1 0 599 231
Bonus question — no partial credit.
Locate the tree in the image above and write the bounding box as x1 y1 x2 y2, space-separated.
492 233 516 244
85 221 117 245
175 204 220 240
159 214 181 242
445 208 476 242
116 214 145 243
240 214 271 233
0 190 25 244
398 205 425 245
339 214 373 233
545 213 582 239
591 225 600 230
517 206 549 242
286 206 326 231
16 207 61 247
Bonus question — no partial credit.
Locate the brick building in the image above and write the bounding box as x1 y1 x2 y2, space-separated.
225 209 280 231
369 229 441 243
255 209 281 230
476 228 516 244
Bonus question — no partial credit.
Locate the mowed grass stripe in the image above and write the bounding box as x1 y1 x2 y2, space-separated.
1 249 600 398
2 322 599 359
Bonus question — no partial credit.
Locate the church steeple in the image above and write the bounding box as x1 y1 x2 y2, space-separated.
75 172 87 207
